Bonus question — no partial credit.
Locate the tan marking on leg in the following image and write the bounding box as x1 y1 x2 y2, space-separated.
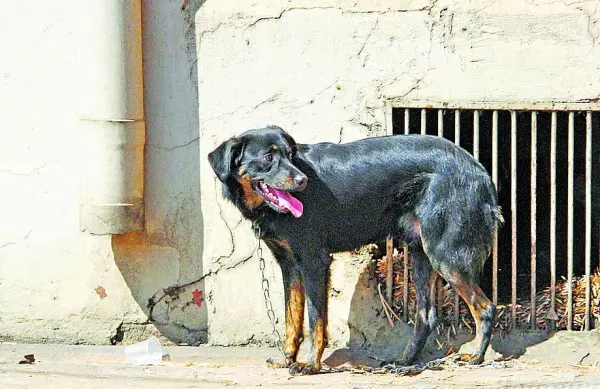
310 316 327 371
284 279 304 361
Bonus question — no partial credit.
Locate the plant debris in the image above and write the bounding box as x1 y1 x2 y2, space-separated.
375 250 600 333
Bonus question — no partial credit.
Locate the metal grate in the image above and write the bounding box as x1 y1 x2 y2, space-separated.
383 101 600 331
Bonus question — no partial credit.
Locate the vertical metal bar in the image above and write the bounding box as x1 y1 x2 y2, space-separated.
421 109 427 135
454 110 461 145
492 110 499 306
530 111 537 329
511 111 518 327
473 110 480 160
386 238 394 306
567 112 574 331
454 109 461 327
548 111 558 326
403 109 410 322
437 109 444 319
403 245 409 322
384 101 394 306
585 111 592 331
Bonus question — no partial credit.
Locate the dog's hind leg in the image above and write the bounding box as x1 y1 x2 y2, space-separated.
289 251 332 376
265 240 305 369
431 251 495 365
397 247 438 365
450 273 495 364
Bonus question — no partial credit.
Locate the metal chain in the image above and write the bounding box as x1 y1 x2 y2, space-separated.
254 223 286 358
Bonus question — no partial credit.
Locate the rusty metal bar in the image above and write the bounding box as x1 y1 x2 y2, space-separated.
437 109 444 319
530 111 537 329
384 102 394 307
421 109 427 135
567 112 574 330
473 110 480 160
548 111 558 326
403 109 410 322
492 110 498 306
585 111 592 331
386 238 394 305
403 245 409 322
511 111 517 327
454 110 461 327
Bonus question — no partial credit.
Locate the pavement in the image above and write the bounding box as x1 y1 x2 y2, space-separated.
1 342 600 388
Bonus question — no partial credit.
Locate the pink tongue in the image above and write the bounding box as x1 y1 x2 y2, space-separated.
271 188 304 218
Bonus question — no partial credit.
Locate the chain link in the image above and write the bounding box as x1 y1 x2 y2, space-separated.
254 223 286 358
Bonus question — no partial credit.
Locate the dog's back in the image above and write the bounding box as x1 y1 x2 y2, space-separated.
287 134 500 262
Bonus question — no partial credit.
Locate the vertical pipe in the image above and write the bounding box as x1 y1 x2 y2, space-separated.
530 111 537 329
567 112 574 331
403 109 410 322
585 112 592 331
438 110 444 137
492 110 499 305
548 112 558 326
454 109 461 327
511 111 517 327
78 0 145 234
473 110 480 160
421 109 427 135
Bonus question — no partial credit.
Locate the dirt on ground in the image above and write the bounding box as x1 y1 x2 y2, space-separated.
1 333 600 389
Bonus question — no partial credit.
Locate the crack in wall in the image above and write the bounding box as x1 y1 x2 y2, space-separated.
150 137 199 151
199 5 433 43
213 178 237 264
0 230 32 249
357 18 379 57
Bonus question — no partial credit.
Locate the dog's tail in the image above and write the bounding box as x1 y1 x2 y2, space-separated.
492 205 505 227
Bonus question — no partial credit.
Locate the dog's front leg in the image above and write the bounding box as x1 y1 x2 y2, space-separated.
265 240 304 369
289 251 332 376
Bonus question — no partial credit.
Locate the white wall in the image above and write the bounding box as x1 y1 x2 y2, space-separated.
197 0 600 345
0 0 206 345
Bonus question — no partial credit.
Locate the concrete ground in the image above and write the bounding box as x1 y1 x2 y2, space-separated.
1 341 600 388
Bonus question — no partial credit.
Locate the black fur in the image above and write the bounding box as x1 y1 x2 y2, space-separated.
208 125 502 375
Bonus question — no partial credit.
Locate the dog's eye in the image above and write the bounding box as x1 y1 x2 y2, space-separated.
263 153 273 163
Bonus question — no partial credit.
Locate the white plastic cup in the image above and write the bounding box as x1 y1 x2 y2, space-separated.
124 336 163 365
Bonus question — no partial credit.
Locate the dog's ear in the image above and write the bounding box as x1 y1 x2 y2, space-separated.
268 125 296 148
208 137 244 182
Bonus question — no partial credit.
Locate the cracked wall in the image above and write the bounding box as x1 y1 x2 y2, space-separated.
0 0 207 345
197 0 600 346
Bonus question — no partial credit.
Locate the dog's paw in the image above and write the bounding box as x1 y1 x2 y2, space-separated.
266 356 292 369
381 356 412 367
289 362 321 375
459 353 484 365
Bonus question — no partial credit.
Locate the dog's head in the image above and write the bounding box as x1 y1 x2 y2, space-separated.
208 125 308 218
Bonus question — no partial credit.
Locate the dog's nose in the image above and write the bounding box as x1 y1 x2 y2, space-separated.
294 174 308 189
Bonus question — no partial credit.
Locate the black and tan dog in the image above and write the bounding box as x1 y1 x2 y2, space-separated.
208 125 502 375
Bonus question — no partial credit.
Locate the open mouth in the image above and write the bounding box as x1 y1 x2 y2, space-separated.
254 182 304 218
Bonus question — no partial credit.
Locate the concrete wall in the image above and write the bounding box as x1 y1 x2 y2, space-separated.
0 0 206 345
197 0 600 346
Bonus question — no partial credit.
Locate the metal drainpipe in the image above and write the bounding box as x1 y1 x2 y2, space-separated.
78 0 145 234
